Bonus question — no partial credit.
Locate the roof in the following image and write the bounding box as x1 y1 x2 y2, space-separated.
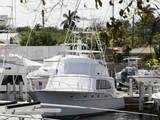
66 50 101 54
123 57 141 61
130 46 155 54
107 47 124 54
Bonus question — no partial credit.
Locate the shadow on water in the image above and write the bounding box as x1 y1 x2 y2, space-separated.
56 112 159 120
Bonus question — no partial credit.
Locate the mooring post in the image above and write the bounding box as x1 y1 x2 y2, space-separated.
139 81 145 112
13 75 16 101
19 81 23 100
7 83 11 100
148 81 152 101
156 100 160 113
129 78 133 96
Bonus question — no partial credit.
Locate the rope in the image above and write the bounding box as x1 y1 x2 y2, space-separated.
45 0 62 23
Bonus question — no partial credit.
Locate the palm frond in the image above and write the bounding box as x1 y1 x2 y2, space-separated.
60 20 68 26
70 11 76 17
68 10 71 16
63 14 69 19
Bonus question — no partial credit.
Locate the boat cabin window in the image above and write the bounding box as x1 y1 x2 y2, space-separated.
96 80 111 90
1 75 24 85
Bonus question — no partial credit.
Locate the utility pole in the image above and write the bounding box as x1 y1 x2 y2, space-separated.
41 0 46 27
14 0 17 27
11 0 14 28
112 0 114 20
132 14 135 47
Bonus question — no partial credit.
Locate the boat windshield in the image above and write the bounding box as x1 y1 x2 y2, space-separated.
64 59 90 75
62 58 107 76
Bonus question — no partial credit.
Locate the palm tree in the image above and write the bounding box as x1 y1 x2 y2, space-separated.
136 5 156 46
61 10 80 30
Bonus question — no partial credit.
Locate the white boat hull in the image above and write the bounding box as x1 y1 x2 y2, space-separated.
32 91 124 117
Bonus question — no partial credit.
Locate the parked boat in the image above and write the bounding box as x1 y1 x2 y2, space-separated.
28 31 125 117
115 57 159 88
0 53 41 101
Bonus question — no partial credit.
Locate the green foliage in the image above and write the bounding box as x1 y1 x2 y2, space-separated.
144 58 160 69
94 0 155 20
99 18 131 47
153 33 160 44
153 34 160 58
98 30 110 47
128 5 160 48
18 27 66 46
95 0 102 8
154 45 160 58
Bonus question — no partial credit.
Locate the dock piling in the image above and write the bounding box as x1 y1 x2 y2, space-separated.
129 78 133 97
139 82 145 112
148 81 152 101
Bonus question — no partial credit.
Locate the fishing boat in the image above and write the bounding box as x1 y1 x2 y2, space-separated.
28 31 125 117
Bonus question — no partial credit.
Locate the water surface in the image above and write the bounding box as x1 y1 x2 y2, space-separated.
72 113 158 120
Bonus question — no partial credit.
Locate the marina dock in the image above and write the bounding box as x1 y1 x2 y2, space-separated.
0 100 60 120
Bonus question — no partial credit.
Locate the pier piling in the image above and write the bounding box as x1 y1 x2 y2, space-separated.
139 82 145 112
129 78 133 97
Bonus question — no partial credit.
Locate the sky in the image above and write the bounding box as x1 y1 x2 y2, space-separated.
0 0 121 28
0 0 159 28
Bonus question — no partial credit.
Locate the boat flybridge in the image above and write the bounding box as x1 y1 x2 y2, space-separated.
28 31 125 117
